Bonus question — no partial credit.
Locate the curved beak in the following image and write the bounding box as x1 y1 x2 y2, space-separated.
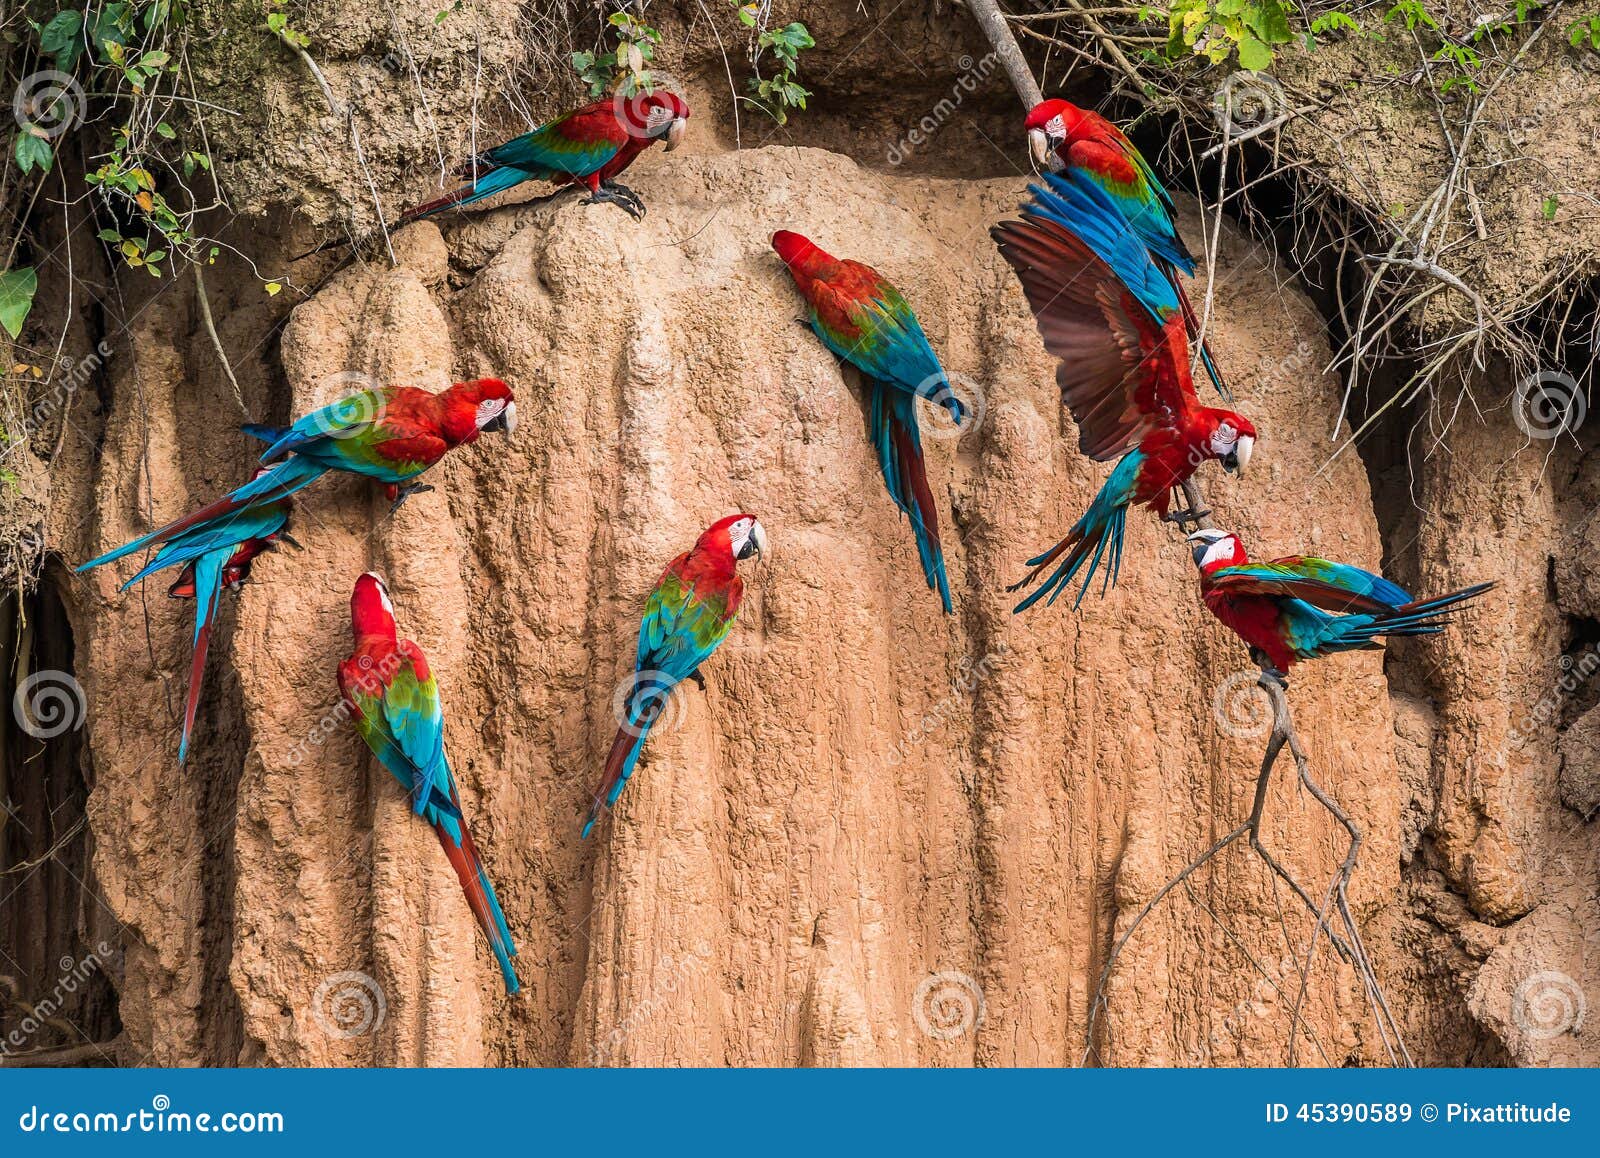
1230 434 1253 476
739 519 769 563
486 400 516 435
1028 128 1063 171
664 117 687 151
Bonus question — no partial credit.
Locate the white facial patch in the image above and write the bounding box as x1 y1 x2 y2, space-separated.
1201 536 1237 568
1047 114 1066 138
1210 421 1238 456
475 398 506 428
728 517 754 555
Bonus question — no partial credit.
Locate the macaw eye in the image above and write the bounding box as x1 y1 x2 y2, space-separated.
475 399 505 427
1047 114 1066 137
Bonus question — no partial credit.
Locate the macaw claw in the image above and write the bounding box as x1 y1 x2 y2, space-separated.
585 184 645 220
389 482 435 514
1161 506 1210 526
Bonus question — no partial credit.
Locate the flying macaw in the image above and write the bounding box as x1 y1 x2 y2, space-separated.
1187 528 1493 678
1024 98 1228 398
772 230 959 613
77 378 516 575
339 572 520 995
115 467 295 764
583 514 768 839
992 198 1256 612
399 93 690 224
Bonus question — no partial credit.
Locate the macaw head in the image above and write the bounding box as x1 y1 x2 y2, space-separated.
1201 410 1257 476
350 572 399 642
638 91 690 150
701 513 769 567
771 230 829 281
439 377 517 444
1024 99 1084 171
1187 528 1248 571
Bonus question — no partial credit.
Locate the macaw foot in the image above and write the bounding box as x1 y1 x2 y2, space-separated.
602 180 646 216
389 482 435 514
1250 649 1289 688
584 185 644 220
688 670 707 691
1160 505 1210 526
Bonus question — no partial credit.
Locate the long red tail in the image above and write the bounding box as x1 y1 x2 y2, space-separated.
434 818 520 995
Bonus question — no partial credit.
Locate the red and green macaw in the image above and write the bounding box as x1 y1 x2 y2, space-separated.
339 572 520 995
993 187 1256 612
772 230 958 613
1188 528 1493 678
583 514 767 839
109 466 295 763
400 93 690 223
1025 99 1228 398
77 378 516 575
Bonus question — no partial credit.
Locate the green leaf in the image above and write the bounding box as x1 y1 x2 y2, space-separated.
1235 34 1273 68
155 121 176 139
13 132 53 175
39 10 84 70
0 268 38 339
1247 0 1294 43
1542 195 1559 220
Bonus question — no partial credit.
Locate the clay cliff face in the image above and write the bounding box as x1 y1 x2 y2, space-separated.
3 0 1594 1066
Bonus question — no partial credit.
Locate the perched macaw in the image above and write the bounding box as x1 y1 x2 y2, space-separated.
1025 98 1227 398
339 572 520 995
583 514 768 839
993 199 1256 612
1187 528 1493 678
118 468 295 764
399 93 690 224
772 230 959 613
77 378 516 575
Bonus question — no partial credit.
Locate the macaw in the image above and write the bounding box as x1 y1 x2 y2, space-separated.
992 201 1256 612
1187 528 1494 678
339 572 520 995
1024 98 1228 398
583 514 767 839
399 93 690 224
77 378 516 575
113 467 295 764
772 230 959 613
